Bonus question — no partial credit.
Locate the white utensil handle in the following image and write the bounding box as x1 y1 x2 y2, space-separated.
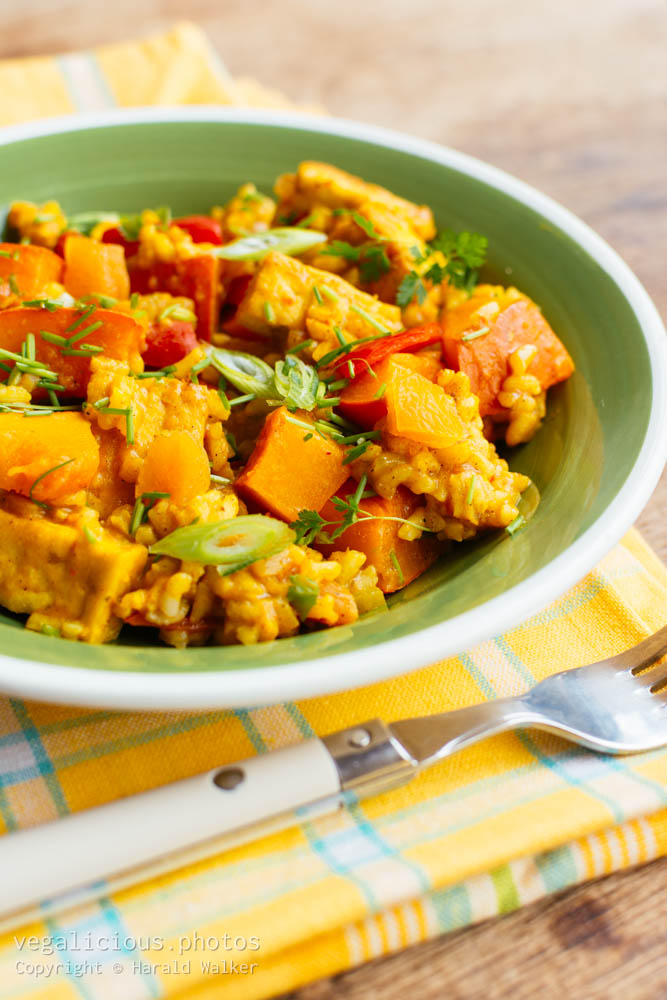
0 738 340 920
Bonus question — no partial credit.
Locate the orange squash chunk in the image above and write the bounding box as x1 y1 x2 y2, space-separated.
0 243 63 300
317 482 442 593
338 352 441 429
0 412 99 502
0 307 144 397
236 406 348 523
63 234 130 301
136 431 211 507
385 369 464 449
443 299 574 417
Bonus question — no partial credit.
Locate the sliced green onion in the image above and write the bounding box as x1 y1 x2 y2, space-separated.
211 227 326 261
210 474 231 485
150 514 295 571
159 303 197 323
288 574 319 619
208 348 275 398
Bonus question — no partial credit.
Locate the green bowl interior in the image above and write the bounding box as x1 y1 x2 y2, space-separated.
0 120 650 673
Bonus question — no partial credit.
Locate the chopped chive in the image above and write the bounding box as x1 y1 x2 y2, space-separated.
40 624 61 637
389 550 405 586
349 302 391 334
461 326 489 343
126 406 135 444
315 331 393 369
64 304 96 332
16 361 57 378
373 382 387 400
65 319 103 345
25 333 36 361
40 330 67 346
130 292 140 309
140 491 171 502
0 249 12 258
334 326 347 347
263 301 276 324
286 339 315 355
134 365 177 379
92 294 117 308
28 457 74 509
325 377 350 392
93 396 110 409
312 285 323 305
303 432 314 441
466 474 476 506
321 396 341 407
8 274 20 295
210 474 231 485
129 499 146 536
0 361 11 373
218 387 230 411
96 404 133 444
347 359 355 378
229 393 256 407
506 514 526 536
83 524 97 544
189 357 211 383
22 298 61 311
320 285 339 302
338 429 381 445
46 389 60 407
60 346 103 356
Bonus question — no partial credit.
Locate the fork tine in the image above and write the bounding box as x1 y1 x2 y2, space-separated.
634 657 667 691
609 622 667 674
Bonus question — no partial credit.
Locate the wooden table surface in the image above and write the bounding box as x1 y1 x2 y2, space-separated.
1 1 666 996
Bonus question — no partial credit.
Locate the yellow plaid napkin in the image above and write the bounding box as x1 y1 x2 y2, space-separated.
0 22 666 1000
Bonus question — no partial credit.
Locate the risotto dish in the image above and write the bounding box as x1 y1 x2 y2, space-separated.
0 161 574 647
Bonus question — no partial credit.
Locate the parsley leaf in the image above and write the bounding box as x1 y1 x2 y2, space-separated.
396 228 488 306
396 271 428 308
321 240 391 283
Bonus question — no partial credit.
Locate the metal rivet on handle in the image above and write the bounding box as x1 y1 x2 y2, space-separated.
347 728 372 749
213 767 245 790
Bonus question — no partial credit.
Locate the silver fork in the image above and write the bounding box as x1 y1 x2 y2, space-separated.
1 625 667 925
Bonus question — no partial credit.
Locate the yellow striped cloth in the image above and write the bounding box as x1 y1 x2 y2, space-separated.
0 22 666 1000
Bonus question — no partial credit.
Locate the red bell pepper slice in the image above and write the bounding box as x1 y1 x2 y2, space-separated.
101 226 140 258
142 320 199 369
174 215 223 245
333 322 443 378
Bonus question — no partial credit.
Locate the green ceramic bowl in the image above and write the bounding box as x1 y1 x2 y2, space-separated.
0 109 665 710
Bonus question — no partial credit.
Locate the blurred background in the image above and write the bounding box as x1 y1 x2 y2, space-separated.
0 0 665 320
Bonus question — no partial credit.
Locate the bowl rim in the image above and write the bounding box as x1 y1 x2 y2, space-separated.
0 106 665 711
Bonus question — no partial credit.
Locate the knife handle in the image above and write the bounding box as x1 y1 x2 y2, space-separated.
0 737 341 920
0 719 416 924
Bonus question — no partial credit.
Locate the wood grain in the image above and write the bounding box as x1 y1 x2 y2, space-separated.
1 2 665 997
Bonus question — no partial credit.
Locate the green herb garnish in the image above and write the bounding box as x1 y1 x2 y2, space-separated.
28 458 75 509
288 575 319 619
